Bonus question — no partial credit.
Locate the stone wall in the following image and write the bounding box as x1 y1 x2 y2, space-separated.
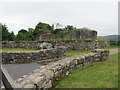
95 40 110 48
2 46 66 64
15 49 109 89
2 40 110 50
35 29 97 40
75 29 97 39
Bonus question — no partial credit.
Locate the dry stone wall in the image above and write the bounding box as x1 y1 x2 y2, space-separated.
2 46 66 64
2 40 110 50
95 40 110 48
15 49 109 89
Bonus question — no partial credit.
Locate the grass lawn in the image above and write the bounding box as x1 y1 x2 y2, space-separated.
66 50 90 57
57 50 91 61
0 48 39 52
98 46 120 50
55 53 119 88
66 46 119 57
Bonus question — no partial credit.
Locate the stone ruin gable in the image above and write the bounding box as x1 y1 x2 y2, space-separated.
35 30 55 41
35 28 97 40
74 29 97 39
2 46 66 64
2 40 110 50
15 49 109 89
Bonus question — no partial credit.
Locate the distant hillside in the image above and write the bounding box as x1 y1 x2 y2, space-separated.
99 35 120 41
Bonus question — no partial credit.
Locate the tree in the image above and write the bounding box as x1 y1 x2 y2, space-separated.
33 29 44 40
18 29 27 34
8 31 15 41
16 29 28 41
51 24 54 30
65 25 76 31
27 28 34 41
53 28 63 34
54 23 62 29
51 23 63 34
91 30 97 38
35 22 52 31
1 23 10 41
33 22 53 39
1 23 16 41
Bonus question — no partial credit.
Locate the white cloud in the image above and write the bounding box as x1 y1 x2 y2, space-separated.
1 2 118 36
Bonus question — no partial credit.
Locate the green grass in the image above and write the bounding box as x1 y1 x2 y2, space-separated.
98 46 120 50
65 46 119 57
66 50 90 57
55 53 119 88
0 48 39 52
57 50 91 61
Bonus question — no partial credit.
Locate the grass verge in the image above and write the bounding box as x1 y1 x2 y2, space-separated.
66 50 90 57
0 48 39 52
55 53 119 88
98 46 120 50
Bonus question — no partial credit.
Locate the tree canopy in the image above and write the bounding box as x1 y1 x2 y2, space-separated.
1 22 97 41
1 23 15 41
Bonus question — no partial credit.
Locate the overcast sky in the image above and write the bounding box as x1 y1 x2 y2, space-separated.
0 0 119 36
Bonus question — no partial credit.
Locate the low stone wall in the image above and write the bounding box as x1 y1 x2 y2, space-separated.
95 40 110 48
2 40 110 50
2 46 66 64
15 49 109 89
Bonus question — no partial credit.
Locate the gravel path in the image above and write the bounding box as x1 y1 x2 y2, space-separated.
109 48 120 55
2 48 119 80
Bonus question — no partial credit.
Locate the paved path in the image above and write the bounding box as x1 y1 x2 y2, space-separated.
109 48 120 55
2 48 120 80
2 63 40 80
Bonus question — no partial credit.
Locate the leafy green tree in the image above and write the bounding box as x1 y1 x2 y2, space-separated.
27 28 34 41
33 29 44 40
1 23 10 41
1 23 16 41
8 31 16 41
35 22 52 31
91 30 97 38
51 23 63 34
18 29 27 34
16 29 28 41
53 28 63 34
33 22 53 39
65 25 76 31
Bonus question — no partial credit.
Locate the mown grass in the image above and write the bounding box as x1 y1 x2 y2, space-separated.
66 50 90 57
65 46 119 57
98 46 120 50
0 46 119 52
0 48 39 52
55 53 119 88
57 50 91 61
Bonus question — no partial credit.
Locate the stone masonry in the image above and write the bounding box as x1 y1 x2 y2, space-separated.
2 40 110 50
2 46 66 64
15 49 109 89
